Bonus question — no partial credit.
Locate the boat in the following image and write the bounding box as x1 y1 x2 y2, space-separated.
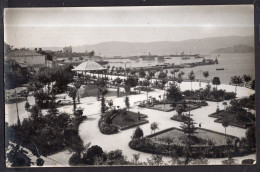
216 68 224 70
181 56 190 60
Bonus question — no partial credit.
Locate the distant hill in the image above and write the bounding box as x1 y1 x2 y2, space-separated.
36 35 254 57
212 44 254 53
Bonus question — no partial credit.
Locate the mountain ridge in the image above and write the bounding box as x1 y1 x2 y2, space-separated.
30 35 254 56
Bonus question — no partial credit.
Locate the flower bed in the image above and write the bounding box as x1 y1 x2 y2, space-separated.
208 110 254 129
129 127 241 158
149 128 238 146
99 109 148 134
171 114 190 122
145 103 175 112
112 110 148 130
142 101 204 112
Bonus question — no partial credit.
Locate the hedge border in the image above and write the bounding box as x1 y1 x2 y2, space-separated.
208 111 253 129
114 120 149 131
146 127 239 145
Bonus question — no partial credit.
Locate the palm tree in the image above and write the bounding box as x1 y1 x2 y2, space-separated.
143 79 150 103
114 77 122 97
125 68 131 76
222 102 228 110
148 70 155 85
67 86 78 112
170 69 180 80
188 70 195 91
115 67 120 77
177 73 183 88
230 76 243 94
222 114 229 139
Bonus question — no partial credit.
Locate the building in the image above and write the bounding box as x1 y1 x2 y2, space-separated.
5 48 56 72
63 46 72 53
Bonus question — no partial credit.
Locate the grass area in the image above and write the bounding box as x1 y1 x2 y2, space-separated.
112 110 148 129
149 128 238 146
142 102 203 112
171 114 190 122
209 110 254 128
147 104 175 112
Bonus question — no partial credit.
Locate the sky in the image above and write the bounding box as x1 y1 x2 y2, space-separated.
4 5 254 48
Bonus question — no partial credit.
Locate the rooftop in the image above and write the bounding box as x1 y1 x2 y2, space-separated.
72 61 107 71
5 49 44 57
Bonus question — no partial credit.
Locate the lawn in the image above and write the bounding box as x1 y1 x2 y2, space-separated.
149 128 238 146
147 104 175 112
209 110 254 128
112 110 148 130
143 102 203 112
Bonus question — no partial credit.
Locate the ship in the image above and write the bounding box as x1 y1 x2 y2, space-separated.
216 68 224 70
181 56 190 60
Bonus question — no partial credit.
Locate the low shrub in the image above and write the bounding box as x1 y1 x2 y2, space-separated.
98 118 118 135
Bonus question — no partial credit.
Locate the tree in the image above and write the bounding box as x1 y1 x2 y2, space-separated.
180 112 197 138
246 123 256 149
4 42 13 53
89 50 95 57
67 86 78 112
147 154 163 166
158 71 167 80
6 144 33 167
222 102 227 110
142 79 150 103
132 127 144 139
251 80 255 90
230 99 241 116
125 96 130 111
101 96 107 114
83 145 104 165
212 77 221 90
130 68 137 75
222 114 229 139
125 68 131 76
68 56 73 62
25 101 30 112
243 74 252 85
170 69 180 79
132 153 140 164
125 75 139 94
114 77 122 97
73 78 83 103
36 157 45 166
138 68 146 78
230 76 243 93
203 71 209 82
177 73 183 87
69 153 81 165
108 100 113 109
166 82 183 104
150 122 159 133
148 70 156 84
188 70 195 90
21 89 29 101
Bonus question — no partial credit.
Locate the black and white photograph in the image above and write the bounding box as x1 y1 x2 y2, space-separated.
4 5 256 167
